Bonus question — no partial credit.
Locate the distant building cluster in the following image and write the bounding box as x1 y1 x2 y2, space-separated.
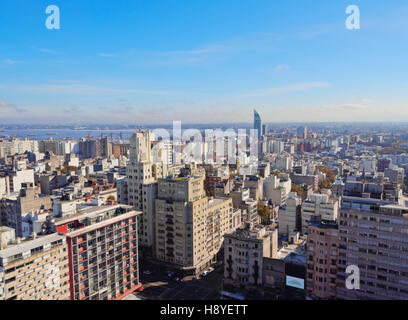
1 111 408 300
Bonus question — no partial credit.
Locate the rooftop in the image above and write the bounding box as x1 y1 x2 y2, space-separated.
0 233 65 260
208 197 230 208
276 238 307 264
54 204 133 226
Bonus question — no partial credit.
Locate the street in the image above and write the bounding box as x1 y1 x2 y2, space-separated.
137 263 224 300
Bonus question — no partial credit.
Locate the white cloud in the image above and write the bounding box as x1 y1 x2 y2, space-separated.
0 100 26 112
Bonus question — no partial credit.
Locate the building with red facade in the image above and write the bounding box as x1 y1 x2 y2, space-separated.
54 204 142 300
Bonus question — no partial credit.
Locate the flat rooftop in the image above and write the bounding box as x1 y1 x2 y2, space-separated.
276 239 307 264
66 210 141 238
54 204 134 226
0 233 65 260
208 197 230 207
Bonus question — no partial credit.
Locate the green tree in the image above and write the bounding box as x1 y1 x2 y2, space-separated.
258 201 271 225
291 183 303 196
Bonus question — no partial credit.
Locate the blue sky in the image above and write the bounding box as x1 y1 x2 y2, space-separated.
0 0 407 124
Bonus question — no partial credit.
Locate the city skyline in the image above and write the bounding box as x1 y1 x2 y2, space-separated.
1 0 408 124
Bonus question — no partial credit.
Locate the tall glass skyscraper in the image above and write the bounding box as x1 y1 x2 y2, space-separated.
254 109 263 139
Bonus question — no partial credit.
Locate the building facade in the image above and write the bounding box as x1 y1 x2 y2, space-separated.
306 216 338 299
337 196 408 300
54 204 142 300
0 233 70 300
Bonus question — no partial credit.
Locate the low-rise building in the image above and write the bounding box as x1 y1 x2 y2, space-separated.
224 223 278 288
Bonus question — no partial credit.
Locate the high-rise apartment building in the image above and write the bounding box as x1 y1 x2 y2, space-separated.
127 131 167 249
0 233 70 300
337 196 408 300
54 204 142 300
306 215 338 299
155 166 235 274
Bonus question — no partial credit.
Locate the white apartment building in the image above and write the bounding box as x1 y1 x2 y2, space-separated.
301 194 339 235
127 131 167 249
278 192 302 236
